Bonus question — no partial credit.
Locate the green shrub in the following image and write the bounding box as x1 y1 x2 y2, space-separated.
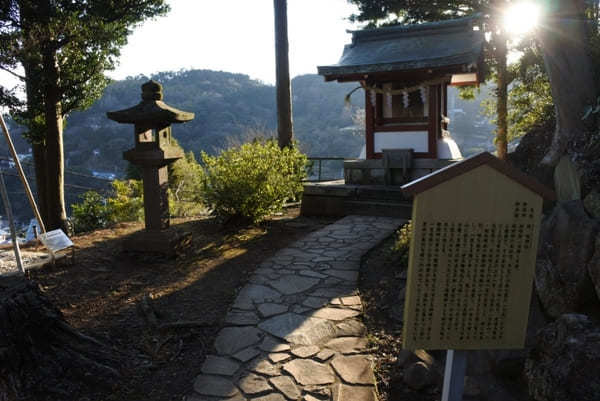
392 220 413 266
201 140 307 222
71 179 144 233
71 191 111 233
106 179 144 223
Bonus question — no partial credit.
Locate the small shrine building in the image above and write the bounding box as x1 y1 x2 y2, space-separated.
302 15 485 217
317 15 484 182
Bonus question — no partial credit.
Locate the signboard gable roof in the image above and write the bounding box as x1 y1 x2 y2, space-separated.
401 152 555 200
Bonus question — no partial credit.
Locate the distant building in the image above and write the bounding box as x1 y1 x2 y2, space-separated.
92 171 116 180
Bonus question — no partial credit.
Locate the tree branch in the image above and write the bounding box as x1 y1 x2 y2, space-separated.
0 65 25 81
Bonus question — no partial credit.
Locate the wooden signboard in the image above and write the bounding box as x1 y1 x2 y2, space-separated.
401 153 553 350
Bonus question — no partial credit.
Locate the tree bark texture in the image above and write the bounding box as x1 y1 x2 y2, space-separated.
537 0 597 166
20 3 50 230
31 143 49 226
0 275 120 400
495 34 509 161
274 0 294 149
42 46 68 232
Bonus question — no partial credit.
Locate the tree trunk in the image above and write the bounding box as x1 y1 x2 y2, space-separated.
0 275 120 399
20 2 50 229
274 0 294 148
495 33 509 161
42 46 68 232
537 0 597 166
31 143 49 225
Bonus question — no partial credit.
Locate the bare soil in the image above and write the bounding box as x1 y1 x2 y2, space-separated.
359 235 442 401
24 208 335 401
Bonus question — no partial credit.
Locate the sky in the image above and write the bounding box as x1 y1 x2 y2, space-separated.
0 0 360 92
109 0 361 84
0 1 539 94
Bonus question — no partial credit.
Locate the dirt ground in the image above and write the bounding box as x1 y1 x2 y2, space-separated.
359 234 442 401
25 208 335 401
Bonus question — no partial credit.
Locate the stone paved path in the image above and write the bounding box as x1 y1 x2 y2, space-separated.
188 215 404 401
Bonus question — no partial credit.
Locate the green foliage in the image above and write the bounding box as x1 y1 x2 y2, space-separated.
347 0 481 25
479 42 555 142
391 221 413 266
2 0 170 141
71 191 111 233
71 179 143 233
201 139 307 223
168 151 206 217
106 179 144 223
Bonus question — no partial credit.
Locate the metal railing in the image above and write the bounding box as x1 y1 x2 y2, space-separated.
305 157 346 182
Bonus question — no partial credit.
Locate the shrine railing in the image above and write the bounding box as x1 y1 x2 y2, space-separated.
305 157 346 182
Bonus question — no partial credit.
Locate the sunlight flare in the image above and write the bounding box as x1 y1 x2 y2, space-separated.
503 2 541 35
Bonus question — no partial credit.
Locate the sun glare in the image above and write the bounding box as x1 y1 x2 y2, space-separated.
503 2 541 36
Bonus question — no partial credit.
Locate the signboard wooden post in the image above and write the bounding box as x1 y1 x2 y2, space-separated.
401 152 554 400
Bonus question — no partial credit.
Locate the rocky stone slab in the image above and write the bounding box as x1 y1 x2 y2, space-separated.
325 337 368 354
334 384 377 401
259 313 337 345
188 216 404 401
310 287 355 298
215 327 263 355
258 303 289 318
236 284 282 306
270 275 320 295
239 373 272 395
302 296 328 309
260 337 291 352
283 359 335 385
269 376 301 400
315 349 335 362
324 269 359 282
193 375 239 398
335 320 367 337
340 296 361 305
252 394 286 401
299 270 327 278
233 347 261 362
268 352 291 363
331 355 375 384
250 359 279 376
311 307 360 321
225 311 260 326
201 355 240 376
291 345 320 358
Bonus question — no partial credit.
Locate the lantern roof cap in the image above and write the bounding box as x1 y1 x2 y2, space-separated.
106 80 194 125
401 152 555 200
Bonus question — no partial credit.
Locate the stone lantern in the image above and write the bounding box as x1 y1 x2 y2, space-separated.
107 80 194 253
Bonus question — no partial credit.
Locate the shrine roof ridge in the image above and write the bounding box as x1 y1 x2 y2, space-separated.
401 152 556 200
348 13 483 40
318 14 484 79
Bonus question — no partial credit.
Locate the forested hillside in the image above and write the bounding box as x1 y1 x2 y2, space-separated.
60 70 365 175
0 69 494 224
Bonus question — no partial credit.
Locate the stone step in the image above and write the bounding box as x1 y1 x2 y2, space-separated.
352 186 409 202
343 200 412 218
302 182 411 202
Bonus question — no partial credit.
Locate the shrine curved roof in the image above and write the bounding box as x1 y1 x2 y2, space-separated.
318 15 485 80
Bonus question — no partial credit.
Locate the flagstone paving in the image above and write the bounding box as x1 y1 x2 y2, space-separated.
188 215 404 401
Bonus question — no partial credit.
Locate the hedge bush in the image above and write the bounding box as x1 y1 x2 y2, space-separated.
201 140 307 222
392 220 413 266
71 179 144 233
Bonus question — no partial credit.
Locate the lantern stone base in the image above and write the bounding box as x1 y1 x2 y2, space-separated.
123 228 192 257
